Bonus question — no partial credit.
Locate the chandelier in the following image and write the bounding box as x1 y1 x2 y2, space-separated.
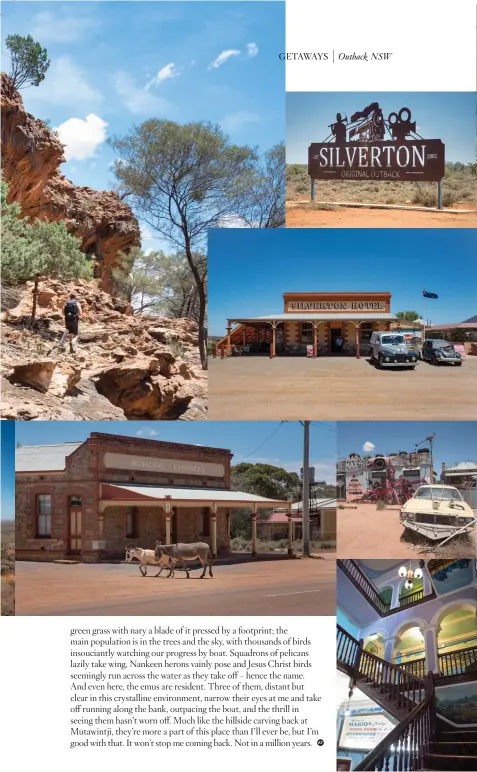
398 561 424 590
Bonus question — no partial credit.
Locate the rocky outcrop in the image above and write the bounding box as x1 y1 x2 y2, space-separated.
1 278 207 421
0 73 140 293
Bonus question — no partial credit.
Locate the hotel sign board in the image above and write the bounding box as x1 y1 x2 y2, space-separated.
104 452 225 478
308 140 445 182
288 301 386 311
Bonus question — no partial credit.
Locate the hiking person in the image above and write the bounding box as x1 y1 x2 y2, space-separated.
61 294 82 353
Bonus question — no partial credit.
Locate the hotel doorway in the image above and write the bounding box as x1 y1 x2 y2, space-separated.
330 327 343 354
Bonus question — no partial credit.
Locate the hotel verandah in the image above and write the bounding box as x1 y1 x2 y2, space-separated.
215 291 403 359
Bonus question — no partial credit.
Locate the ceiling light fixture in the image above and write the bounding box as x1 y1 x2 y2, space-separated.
398 561 424 591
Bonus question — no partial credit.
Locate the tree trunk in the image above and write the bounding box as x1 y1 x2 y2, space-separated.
182 232 207 370
30 273 40 326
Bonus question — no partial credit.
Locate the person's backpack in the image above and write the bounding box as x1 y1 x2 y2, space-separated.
65 300 78 320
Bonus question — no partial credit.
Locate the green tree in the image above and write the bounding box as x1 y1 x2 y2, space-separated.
229 462 301 539
395 311 421 323
109 120 258 370
4 34 50 96
1 180 92 321
238 142 286 228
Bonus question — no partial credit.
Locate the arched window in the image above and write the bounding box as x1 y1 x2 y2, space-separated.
437 606 477 676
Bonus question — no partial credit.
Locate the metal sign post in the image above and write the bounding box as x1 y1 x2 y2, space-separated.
437 180 443 210
311 178 315 202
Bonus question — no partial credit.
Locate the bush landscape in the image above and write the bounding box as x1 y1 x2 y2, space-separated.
286 162 477 208
1 520 15 616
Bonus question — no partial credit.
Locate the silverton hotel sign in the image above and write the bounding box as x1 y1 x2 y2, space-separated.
308 102 445 182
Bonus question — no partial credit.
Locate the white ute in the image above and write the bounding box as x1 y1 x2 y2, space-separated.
400 484 475 541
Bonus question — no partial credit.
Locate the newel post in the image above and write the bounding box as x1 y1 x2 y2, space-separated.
352 638 364 685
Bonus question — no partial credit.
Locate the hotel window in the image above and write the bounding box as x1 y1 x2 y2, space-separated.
37 494 52 537
300 323 313 344
126 507 138 538
201 509 211 537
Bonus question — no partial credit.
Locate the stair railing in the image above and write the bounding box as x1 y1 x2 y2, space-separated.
438 644 477 676
355 672 436 772
336 625 362 675
358 649 427 715
399 657 426 678
338 559 391 615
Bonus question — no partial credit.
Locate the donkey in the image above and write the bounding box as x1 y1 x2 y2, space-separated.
154 541 213 579
125 546 174 578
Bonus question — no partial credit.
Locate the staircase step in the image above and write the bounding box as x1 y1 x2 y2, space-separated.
424 753 477 771
440 731 477 742
430 742 477 755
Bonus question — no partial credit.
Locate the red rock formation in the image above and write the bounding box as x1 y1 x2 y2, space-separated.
0 73 141 293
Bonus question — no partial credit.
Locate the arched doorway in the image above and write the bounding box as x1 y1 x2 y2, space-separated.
399 576 424 607
393 622 426 677
437 605 477 676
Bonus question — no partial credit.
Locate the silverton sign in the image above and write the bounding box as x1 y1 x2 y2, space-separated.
288 301 386 311
308 103 445 184
103 452 225 478
308 140 445 182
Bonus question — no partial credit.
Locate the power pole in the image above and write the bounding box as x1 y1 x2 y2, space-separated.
302 420 311 557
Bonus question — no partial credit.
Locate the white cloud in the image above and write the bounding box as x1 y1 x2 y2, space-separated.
145 63 181 91
220 110 260 133
363 441 376 452
115 70 173 115
208 49 241 70
246 42 259 58
55 114 108 161
27 57 102 108
30 11 96 43
136 429 158 437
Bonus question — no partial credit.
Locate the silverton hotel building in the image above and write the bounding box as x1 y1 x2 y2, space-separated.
15 432 292 562
218 292 398 358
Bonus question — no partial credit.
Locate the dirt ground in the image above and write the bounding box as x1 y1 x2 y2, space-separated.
208 355 477 421
336 504 476 560
14 556 336 617
286 202 477 228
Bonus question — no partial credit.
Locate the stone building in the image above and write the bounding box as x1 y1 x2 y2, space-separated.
15 432 291 562
217 291 397 358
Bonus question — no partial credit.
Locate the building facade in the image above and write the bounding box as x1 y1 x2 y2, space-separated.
218 291 398 358
15 432 291 562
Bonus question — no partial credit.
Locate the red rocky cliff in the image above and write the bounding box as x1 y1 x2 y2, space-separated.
1 73 140 294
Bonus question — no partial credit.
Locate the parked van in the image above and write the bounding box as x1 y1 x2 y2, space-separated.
370 331 418 369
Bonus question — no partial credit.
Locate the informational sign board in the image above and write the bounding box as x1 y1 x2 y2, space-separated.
339 713 395 751
103 452 225 478
308 139 445 182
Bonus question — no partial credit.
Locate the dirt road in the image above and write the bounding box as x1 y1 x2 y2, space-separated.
15 557 336 616
286 203 477 228
208 356 477 421
336 504 476 559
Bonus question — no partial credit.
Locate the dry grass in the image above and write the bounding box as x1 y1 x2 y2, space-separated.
286 163 477 207
1 520 15 615
230 537 336 553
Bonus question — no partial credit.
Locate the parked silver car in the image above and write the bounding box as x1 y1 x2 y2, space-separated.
421 339 462 366
370 332 418 369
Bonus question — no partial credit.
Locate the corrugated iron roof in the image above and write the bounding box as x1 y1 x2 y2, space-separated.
228 313 397 322
102 483 288 506
292 498 337 511
16 443 82 472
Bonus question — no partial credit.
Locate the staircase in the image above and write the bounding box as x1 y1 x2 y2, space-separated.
424 728 477 770
337 625 477 770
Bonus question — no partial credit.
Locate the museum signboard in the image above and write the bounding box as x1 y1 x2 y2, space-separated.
308 139 445 182
103 452 225 478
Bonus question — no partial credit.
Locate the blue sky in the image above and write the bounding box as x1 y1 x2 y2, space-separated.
208 228 477 334
1 423 15 521
2 422 336 519
2 1 284 252
286 92 476 164
337 421 477 473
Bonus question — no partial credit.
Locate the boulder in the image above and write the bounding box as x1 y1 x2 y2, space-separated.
8 359 57 393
